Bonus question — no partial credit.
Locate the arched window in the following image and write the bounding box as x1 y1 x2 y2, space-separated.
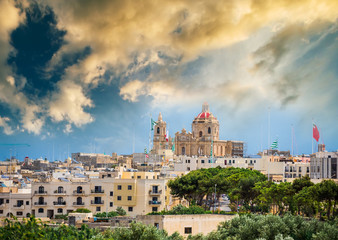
157 127 160 134
57 197 63 203
208 127 211 134
38 208 44 213
38 186 44 193
77 186 82 193
58 186 63 193
26 213 30 217
57 208 63 213
182 147 186 155
77 197 82 204
38 197 44 204
199 131 203 137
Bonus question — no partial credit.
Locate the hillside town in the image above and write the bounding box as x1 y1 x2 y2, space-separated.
0 103 336 237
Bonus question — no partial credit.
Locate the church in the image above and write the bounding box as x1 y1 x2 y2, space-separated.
152 103 244 157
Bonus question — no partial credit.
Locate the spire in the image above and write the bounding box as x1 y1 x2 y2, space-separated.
158 112 162 121
202 102 209 113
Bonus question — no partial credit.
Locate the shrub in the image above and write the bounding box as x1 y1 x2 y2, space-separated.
73 208 91 213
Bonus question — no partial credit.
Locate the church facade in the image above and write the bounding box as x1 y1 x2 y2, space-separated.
152 103 244 157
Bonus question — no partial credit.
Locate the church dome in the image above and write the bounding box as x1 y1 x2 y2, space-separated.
196 112 210 119
194 102 214 120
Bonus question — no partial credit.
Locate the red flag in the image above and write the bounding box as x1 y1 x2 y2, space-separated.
313 124 320 142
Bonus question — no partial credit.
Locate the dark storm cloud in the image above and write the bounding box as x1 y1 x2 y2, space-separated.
8 2 66 98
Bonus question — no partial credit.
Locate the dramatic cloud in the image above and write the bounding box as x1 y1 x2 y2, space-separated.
0 116 14 135
0 0 44 134
49 80 94 127
0 0 337 158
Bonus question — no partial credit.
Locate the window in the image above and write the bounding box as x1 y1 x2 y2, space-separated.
77 197 82 205
77 186 83 193
94 186 102 193
157 127 160 134
128 196 132 201
201 160 205 164
128 207 133 212
0 210 3 214
128 185 132 190
117 185 122 190
185 227 192 234
26 201 29 205
110 191 114 196
6 199 9 203
117 196 122 201
187 167 190 171
17 212 23 216
96 206 101 212
57 208 63 213
154 223 159 229
38 208 44 213
208 127 211 134
110 202 113 207
137 176 141 179
94 197 101 204
58 186 64 193
152 207 158 212
17 200 23 207
199 131 202 137
38 186 44 193
299 167 302 172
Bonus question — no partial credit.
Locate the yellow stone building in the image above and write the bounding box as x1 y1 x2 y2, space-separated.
153 103 244 157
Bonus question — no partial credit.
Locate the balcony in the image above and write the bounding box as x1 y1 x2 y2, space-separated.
149 190 162 195
73 202 85 206
73 190 85 195
149 200 161 205
13 205 25 209
34 202 47 206
91 200 104 205
54 190 67 195
91 189 104 194
34 191 47 195
53 201 66 205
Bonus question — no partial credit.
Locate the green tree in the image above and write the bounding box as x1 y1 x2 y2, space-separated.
116 206 127 216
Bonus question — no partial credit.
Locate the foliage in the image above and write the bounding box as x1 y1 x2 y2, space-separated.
95 211 119 218
168 168 338 219
148 204 209 215
168 167 266 209
0 216 99 240
73 208 91 213
111 221 183 240
54 214 68 220
116 206 127 216
194 214 338 240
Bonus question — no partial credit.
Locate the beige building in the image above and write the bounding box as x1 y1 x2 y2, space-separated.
31 172 174 218
0 183 31 218
153 103 244 157
137 214 236 237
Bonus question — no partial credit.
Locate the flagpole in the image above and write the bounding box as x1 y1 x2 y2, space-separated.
291 125 294 156
311 119 313 154
268 106 271 155
149 113 152 154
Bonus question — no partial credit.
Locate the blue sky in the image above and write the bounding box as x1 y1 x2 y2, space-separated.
0 0 337 160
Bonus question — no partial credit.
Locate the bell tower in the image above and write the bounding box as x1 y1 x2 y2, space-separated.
152 113 167 152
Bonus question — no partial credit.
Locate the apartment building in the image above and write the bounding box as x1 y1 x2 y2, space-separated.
310 151 338 179
174 156 260 172
31 172 172 218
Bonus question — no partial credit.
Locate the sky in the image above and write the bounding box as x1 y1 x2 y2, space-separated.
0 0 337 160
